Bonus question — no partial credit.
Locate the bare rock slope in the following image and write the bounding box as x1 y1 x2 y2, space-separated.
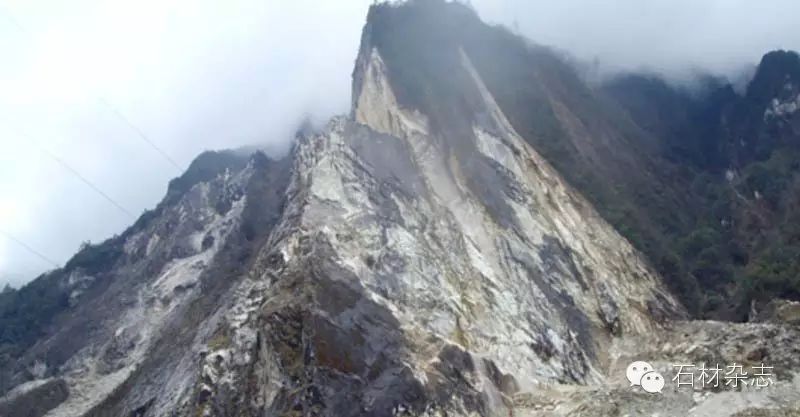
2 2 799 417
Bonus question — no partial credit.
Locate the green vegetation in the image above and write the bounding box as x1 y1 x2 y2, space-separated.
0 272 69 358
366 0 486 135
207 328 232 351
166 150 249 205
600 54 800 319
0 238 124 363
65 239 125 275
369 0 800 320
368 0 709 314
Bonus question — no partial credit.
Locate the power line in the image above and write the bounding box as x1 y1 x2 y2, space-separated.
98 98 184 172
8 126 136 220
0 5 29 35
0 229 59 268
39 147 136 219
1 6 184 174
0 6 148 273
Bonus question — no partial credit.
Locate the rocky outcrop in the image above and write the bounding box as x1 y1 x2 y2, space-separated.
514 320 800 417
2 2 799 417
180 17 687 417
0 151 292 417
0 378 69 417
161 36 686 414
752 299 800 325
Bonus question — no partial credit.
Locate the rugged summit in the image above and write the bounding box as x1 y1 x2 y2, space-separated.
2 1 800 417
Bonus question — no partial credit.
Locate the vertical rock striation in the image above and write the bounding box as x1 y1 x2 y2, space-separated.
5 2 798 417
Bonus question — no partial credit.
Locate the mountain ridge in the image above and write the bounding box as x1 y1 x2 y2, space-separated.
2 1 800 416
603 49 800 319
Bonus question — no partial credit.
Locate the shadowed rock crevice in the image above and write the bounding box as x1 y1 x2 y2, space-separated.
4 2 799 417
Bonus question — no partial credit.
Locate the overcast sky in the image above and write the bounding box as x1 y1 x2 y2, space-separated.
1 0 799 288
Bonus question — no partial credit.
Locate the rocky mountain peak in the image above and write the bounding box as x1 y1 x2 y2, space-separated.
352 0 483 132
748 50 800 103
3 2 800 417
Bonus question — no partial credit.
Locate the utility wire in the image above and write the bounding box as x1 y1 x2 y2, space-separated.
39 147 136 219
0 6 146 273
0 229 59 268
1 6 184 174
97 98 184 172
0 5 28 35
9 126 136 220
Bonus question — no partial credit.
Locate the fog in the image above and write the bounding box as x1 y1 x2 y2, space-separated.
477 0 800 82
2 0 799 288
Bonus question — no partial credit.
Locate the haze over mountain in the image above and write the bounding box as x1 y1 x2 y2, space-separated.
2 1 800 416
3 0 800 288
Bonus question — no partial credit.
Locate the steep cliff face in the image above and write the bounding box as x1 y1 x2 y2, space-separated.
3 2 800 417
359 0 705 316
1 5 684 417
0 151 292 417
219 44 681 415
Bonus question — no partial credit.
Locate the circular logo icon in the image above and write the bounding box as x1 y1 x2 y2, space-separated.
626 361 654 386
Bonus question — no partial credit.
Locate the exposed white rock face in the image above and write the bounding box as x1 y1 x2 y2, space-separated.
0 31 687 417
40 168 252 417
764 83 800 119
0 153 291 417
515 320 800 417
174 43 800 417
170 44 688 417
347 46 682 384
6 8 800 417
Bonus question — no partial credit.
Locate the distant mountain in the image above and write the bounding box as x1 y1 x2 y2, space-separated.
2 2 799 417
603 50 800 319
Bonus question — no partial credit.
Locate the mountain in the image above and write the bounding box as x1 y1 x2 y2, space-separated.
2 1 800 417
603 50 800 320
361 0 712 316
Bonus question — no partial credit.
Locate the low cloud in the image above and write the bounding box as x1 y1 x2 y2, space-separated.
474 0 800 82
0 0 371 287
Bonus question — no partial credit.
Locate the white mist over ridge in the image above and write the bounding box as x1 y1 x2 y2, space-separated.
475 0 800 82
0 0 372 287
2 3 800 416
